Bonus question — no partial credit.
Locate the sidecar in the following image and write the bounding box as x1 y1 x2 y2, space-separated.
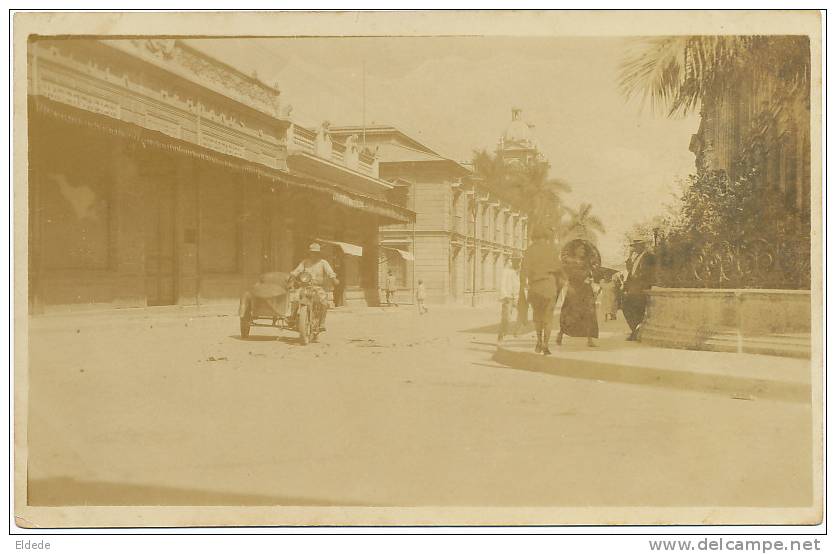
238 272 293 339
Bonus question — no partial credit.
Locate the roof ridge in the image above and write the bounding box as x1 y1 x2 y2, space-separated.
381 141 446 160
328 123 444 158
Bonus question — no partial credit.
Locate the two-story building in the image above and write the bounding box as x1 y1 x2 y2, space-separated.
27 38 413 312
329 124 528 305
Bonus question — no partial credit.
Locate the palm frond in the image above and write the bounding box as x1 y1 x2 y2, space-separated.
620 35 810 118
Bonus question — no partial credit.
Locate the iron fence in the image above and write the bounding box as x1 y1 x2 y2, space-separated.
654 237 811 290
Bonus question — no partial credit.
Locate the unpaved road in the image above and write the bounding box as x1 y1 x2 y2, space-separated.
26 305 812 508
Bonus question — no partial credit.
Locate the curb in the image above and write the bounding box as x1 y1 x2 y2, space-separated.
492 346 811 403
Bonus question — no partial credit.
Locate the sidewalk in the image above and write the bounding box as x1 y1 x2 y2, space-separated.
493 319 811 403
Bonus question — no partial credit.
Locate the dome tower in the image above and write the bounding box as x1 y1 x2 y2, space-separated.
498 108 546 167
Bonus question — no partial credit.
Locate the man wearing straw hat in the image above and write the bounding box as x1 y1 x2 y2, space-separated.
622 237 656 341
520 225 562 355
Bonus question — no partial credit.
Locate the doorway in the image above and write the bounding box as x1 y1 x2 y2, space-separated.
145 179 177 306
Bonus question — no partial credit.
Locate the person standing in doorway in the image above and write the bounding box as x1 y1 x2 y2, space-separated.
520 226 562 355
622 238 656 340
497 257 521 344
416 279 428 314
385 269 399 307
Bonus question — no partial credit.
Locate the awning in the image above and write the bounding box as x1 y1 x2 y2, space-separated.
381 246 415 261
317 239 364 257
30 96 416 225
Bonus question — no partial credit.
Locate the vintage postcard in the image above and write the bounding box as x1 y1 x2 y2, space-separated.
12 10 823 528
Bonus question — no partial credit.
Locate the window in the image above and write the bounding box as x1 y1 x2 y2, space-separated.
467 198 476 236
41 168 111 270
452 193 462 233
465 249 474 291
504 214 511 245
200 174 240 273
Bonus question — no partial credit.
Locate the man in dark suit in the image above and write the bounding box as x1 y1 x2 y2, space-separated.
622 238 656 341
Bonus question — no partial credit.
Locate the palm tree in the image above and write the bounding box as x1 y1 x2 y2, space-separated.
561 202 605 243
471 149 571 240
619 36 810 117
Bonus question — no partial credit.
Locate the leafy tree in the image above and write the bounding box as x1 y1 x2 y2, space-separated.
629 167 809 288
619 35 810 117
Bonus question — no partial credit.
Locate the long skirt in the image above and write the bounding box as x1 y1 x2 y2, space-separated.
559 282 599 338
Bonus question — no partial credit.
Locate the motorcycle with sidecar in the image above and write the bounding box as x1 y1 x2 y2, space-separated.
238 270 326 345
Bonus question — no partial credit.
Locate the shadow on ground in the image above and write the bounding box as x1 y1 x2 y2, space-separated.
492 346 811 403
27 477 372 507
459 321 535 335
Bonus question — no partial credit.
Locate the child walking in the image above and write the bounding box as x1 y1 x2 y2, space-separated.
416 279 429 315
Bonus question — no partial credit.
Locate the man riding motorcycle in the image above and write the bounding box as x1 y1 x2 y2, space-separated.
289 242 338 331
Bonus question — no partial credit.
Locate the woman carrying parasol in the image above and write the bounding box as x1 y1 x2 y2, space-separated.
556 238 601 347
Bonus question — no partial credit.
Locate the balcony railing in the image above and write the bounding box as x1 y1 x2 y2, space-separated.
290 124 378 178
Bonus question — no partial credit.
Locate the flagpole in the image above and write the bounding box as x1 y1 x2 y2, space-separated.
362 60 366 148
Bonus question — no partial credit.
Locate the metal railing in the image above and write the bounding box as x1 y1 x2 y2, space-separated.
654 237 811 290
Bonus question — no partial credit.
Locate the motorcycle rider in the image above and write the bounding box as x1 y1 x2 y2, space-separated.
290 242 338 331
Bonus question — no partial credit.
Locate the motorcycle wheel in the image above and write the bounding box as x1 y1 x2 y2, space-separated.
240 309 251 339
311 305 321 342
297 305 310 345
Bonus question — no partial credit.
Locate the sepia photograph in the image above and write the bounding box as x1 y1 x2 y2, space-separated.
11 10 823 529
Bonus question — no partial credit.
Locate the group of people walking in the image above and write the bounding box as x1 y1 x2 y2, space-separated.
497 226 656 355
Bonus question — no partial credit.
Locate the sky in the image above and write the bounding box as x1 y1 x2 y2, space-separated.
188 37 699 261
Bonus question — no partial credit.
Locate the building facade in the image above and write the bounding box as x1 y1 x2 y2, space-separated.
27 39 412 313
329 124 528 305
688 62 811 229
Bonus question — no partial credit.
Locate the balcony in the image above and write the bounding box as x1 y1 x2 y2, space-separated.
288 123 379 180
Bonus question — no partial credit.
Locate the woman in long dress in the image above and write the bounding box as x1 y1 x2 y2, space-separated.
557 242 600 347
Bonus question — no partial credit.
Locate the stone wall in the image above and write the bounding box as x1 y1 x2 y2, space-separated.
640 287 811 358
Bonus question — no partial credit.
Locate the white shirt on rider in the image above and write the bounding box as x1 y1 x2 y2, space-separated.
291 258 337 287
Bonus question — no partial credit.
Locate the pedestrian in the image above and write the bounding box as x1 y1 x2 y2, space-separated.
599 274 618 321
613 271 625 316
332 256 345 307
556 241 600 347
622 238 656 341
385 269 398 307
497 257 521 343
520 225 562 355
416 279 428 314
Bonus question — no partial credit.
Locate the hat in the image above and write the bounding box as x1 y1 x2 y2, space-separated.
308 242 321 252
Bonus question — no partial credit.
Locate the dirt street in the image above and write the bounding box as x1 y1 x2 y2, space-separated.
26 305 812 507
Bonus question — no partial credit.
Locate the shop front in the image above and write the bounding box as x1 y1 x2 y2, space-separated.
27 38 412 313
